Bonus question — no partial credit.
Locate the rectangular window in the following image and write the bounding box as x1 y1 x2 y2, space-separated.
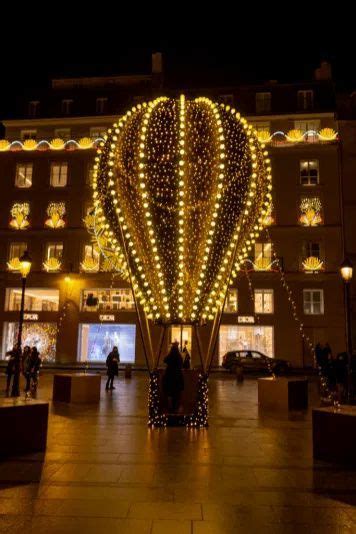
54 128 71 140
46 242 63 260
28 101 40 117
81 244 100 272
3 322 57 362
300 160 319 186
303 289 324 315
254 242 272 270
9 242 27 261
305 242 321 258
96 97 108 114
90 126 108 139
50 162 68 187
219 325 274 364
171 325 192 353
298 90 314 111
87 165 95 185
255 92 271 113
6 288 59 312
224 289 238 313
61 99 73 115
294 119 320 142
78 323 136 363
15 163 33 188
219 94 234 106
251 121 271 133
81 288 135 312
20 130 37 140
254 289 274 314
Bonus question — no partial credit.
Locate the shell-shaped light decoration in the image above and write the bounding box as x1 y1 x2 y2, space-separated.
254 256 272 271
43 257 61 272
0 140 10 151
286 129 304 142
256 130 271 144
302 256 323 271
78 137 94 149
318 127 337 141
7 257 22 271
50 138 65 150
81 256 100 272
22 139 38 151
93 96 272 323
45 202 66 229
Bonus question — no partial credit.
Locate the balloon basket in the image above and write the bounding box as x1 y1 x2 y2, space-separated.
148 370 209 428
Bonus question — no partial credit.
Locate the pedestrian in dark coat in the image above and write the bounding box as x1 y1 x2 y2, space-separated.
182 340 191 370
5 346 18 396
163 342 184 413
24 347 41 393
106 346 120 390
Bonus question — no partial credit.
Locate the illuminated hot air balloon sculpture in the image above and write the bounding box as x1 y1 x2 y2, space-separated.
90 96 272 426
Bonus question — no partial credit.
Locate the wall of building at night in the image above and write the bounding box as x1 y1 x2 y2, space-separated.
0 62 349 368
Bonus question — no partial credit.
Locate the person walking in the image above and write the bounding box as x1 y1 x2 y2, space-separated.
24 347 41 394
106 346 120 390
5 346 18 396
182 340 191 370
163 342 184 413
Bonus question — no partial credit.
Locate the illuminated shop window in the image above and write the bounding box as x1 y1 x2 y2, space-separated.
81 244 100 272
171 325 192 352
254 242 272 270
224 289 238 313
255 92 271 113
50 162 68 187
43 242 63 272
297 90 314 111
9 202 30 230
7 242 27 271
3 322 57 362
6 288 59 311
45 202 66 229
254 289 274 314
54 128 71 140
299 197 323 226
81 288 135 312
303 289 324 315
300 160 319 186
15 163 33 188
78 323 136 363
219 325 274 364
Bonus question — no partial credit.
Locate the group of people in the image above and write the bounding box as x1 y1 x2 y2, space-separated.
315 342 349 399
5 344 41 396
162 340 191 413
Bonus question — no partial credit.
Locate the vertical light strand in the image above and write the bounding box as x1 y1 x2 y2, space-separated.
177 94 186 320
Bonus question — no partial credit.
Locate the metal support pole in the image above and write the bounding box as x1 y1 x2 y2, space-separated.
11 276 26 397
345 281 353 402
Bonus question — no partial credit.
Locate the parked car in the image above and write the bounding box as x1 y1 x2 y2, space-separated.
221 350 291 375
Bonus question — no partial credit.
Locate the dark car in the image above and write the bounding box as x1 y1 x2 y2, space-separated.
221 350 291 375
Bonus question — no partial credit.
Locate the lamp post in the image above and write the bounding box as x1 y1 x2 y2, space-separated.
340 258 353 402
11 250 32 397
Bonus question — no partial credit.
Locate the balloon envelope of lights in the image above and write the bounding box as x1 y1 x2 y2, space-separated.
92 96 272 324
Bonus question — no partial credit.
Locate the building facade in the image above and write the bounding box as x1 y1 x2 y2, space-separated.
0 58 347 367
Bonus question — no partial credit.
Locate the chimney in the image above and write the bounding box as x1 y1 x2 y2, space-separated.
152 52 163 75
314 61 332 81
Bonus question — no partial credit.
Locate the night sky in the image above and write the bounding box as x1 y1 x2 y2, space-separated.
0 14 354 113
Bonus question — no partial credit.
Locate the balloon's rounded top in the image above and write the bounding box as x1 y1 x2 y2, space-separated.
92 96 272 324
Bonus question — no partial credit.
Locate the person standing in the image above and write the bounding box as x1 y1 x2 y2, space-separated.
24 347 41 394
5 346 18 396
106 346 120 390
163 342 184 413
182 340 191 370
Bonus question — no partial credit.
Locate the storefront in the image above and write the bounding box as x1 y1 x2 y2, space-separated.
219 325 274 364
78 323 136 363
3 321 57 362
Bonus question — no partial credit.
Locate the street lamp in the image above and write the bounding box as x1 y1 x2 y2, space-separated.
11 250 32 397
340 258 353 402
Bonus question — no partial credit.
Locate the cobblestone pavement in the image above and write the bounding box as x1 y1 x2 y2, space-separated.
1 372 356 533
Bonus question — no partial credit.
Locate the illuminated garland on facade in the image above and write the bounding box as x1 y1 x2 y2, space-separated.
92 97 271 325
0 137 103 152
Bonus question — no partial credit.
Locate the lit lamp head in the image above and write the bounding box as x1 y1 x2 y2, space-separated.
340 258 353 283
19 250 32 278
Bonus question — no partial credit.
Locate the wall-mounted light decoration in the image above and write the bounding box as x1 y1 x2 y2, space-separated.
43 257 61 272
302 256 324 272
78 137 93 149
49 138 66 150
286 129 304 142
9 203 30 230
81 255 100 273
256 130 271 143
253 256 274 271
45 202 66 229
318 128 337 141
0 140 10 151
23 139 38 151
299 197 322 226
7 257 22 271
